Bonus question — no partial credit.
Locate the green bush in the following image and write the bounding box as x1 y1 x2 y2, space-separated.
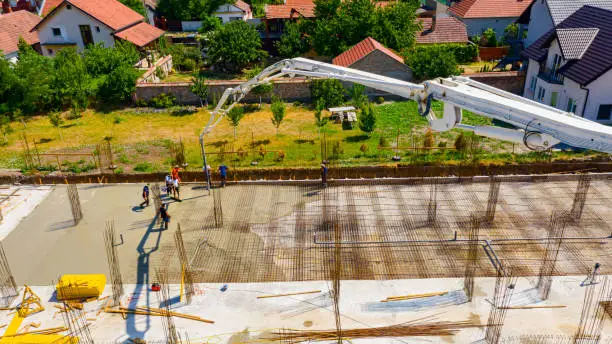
134 162 154 172
404 45 463 80
149 93 176 108
310 79 345 108
98 64 140 104
376 96 385 104
482 28 498 47
407 44 478 64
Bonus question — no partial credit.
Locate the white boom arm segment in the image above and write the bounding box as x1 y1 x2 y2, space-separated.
204 57 612 153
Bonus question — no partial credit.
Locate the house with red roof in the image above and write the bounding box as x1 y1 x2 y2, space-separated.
32 0 165 56
332 37 413 81
448 0 533 38
0 10 40 61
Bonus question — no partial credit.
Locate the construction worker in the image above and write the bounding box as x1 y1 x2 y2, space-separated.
172 178 180 200
321 163 328 187
141 184 150 207
218 164 228 187
171 165 181 182
159 204 170 230
165 174 173 196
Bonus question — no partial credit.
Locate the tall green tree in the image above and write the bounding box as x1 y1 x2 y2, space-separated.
310 79 345 108
11 40 53 115
270 96 286 136
226 106 245 138
208 21 267 72
191 75 210 107
48 112 64 140
349 83 367 109
358 102 376 134
98 64 140 104
252 83 273 107
276 20 310 58
51 48 94 110
156 0 230 20
404 45 462 80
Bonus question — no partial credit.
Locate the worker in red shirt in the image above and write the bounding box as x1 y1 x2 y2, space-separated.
171 166 181 182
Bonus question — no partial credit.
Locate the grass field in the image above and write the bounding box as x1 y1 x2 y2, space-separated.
0 101 603 174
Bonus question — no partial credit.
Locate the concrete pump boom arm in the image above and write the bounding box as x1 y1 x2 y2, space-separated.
203 57 612 153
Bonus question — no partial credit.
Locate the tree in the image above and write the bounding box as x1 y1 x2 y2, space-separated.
11 40 53 115
358 102 376 134
314 100 328 130
404 45 462 80
270 96 286 136
349 83 367 109
48 113 64 140
199 15 222 34
310 79 345 108
312 0 420 56
207 20 267 72
119 0 146 16
51 48 94 110
482 28 498 47
226 106 245 139
276 20 310 58
191 74 210 107
98 64 140 104
156 0 228 20
84 41 139 77
252 83 273 107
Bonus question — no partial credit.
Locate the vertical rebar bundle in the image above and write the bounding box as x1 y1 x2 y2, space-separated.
464 215 481 302
537 212 568 300
331 222 342 344
485 176 501 222
96 141 114 170
427 181 437 224
485 269 517 344
574 277 611 344
156 269 179 344
175 224 194 304
59 281 94 344
570 175 591 221
212 187 223 227
0 242 17 307
103 221 123 306
67 184 83 225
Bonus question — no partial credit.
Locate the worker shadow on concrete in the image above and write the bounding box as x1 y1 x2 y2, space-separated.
47 219 76 232
125 206 169 338
363 289 468 313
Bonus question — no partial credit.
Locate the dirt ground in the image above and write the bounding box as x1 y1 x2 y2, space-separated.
4 177 612 286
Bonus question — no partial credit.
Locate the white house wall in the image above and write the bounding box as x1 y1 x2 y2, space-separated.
523 58 540 98
524 0 554 47
37 3 116 55
583 69 612 123
459 17 517 37
214 4 251 23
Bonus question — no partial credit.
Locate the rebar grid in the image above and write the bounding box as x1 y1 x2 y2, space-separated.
156 268 179 344
571 175 591 221
0 242 17 307
67 184 83 225
58 281 94 344
175 224 194 304
104 220 123 306
575 277 612 344
464 214 481 302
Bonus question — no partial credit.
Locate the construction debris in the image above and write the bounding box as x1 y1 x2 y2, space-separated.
17 285 44 317
381 291 448 302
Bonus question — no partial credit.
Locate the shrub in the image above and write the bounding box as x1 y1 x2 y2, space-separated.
98 64 140 104
404 45 462 80
360 143 368 153
454 132 468 152
134 162 154 172
423 129 434 148
379 135 389 147
310 79 345 108
482 28 498 47
276 150 286 161
438 141 447 148
113 115 123 124
149 93 176 108
376 96 385 104
358 102 376 134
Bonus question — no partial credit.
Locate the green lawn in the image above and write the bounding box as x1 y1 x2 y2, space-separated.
0 101 603 174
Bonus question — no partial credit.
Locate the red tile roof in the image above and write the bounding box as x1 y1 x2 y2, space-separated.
449 0 533 18
234 0 251 13
332 37 404 67
265 0 315 19
114 21 164 47
416 17 468 44
37 0 144 31
0 10 40 55
40 0 63 16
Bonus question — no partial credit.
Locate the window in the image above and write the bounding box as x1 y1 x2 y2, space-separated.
52 28 61 36
230 17 242 21
95 26 100 32
529 76 537 92
597 104 612 120
66 4 72 9
79 25 94 46
536 87 545 102
47 49 53 55
550 92 558 107
567 98 577 113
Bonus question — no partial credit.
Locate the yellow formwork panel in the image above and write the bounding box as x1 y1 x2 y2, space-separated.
56 274 106 301
0 334 78 344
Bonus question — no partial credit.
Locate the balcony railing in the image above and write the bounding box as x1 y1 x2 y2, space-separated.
538 67 564 84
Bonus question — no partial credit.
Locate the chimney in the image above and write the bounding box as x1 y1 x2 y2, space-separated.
431 15 437 31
